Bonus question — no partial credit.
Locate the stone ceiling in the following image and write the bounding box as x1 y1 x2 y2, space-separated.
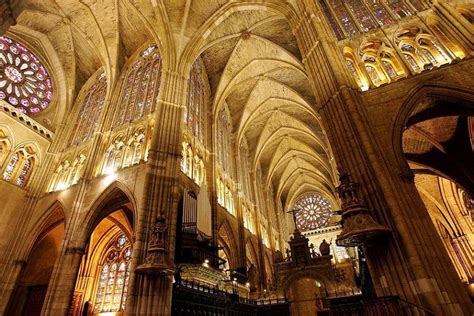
10 0 337 210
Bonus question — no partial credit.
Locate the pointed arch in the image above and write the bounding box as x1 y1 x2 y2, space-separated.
392 83 474 178
77 181 137 248
217 218 239 269
17 200 66 261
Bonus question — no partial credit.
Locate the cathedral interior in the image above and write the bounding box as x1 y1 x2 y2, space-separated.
0 0 473 315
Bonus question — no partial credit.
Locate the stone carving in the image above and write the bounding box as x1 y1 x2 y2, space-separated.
336 170 391 247
319 239 331 256
136 214 174 275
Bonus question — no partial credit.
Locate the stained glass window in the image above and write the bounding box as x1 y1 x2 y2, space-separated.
2 147 35 187
115 44 161 126
3 151 18 181
319 0 345 40
384 0 412 19
293 194 332 231
239 139 252 198
16 157 32 187
243 205 255 234
217 106 233 176
366 1 394 25
186 61 206 142
0 36 53 114
320 0 421 40
132 136 144 165
331 1 359 37
95 234 132 313
346 0 377 32
68 71 107 146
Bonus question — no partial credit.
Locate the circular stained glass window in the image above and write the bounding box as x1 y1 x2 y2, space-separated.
0 36 52 114
293 194 332 231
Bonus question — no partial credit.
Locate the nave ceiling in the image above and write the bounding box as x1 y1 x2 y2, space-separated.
8 0 337 211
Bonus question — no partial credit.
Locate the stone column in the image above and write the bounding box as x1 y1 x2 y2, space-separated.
125 68 187 315
291 1 473 314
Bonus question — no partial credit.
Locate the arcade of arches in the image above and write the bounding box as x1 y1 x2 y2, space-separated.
0 1 472 315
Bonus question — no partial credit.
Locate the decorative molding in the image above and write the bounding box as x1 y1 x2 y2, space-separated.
0 100 54 140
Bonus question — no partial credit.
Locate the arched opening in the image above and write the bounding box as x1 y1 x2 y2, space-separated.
69 186 135 316
216 221 238 270
398 87 474 289
6 207 65 316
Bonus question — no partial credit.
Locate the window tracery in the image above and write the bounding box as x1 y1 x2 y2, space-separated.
180 141 205 186
2 145 35 187
359 39 406 87
243 204 255 234
396 26 451 72
102 129 148 175
0 129 10 164
103 137 126 174
216 105 235 214
319 0 422 39
114 44 161 126
94 234 132 313
343 47 368 90
68 71 107 146
239 139 252 199
0 36 53 114
185 61 206 142
49 154 86 192
293 194 332 231
216 105 234 176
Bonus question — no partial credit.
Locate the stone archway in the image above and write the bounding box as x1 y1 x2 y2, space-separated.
5 202 65 316
280 271 335 316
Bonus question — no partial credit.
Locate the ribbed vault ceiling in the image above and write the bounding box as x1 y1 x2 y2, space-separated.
11 0 337 210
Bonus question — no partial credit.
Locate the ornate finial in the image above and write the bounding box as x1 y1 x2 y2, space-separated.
135 214 174 275
336 172 391 247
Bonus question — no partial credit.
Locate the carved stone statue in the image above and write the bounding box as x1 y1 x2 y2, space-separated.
319 239 331 256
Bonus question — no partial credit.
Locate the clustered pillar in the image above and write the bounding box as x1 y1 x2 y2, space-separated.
292 0 473 314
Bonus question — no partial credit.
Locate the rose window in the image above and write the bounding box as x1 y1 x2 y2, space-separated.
293 194 332 231
0 36 53 114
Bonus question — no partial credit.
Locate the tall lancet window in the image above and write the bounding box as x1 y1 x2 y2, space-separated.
2 145 36 187
216 105 235 214
320 0 419 39
239 138 252 199
68 71 107 146
185 61 206 142
94 234 132 313
114 44 161 126
217 105 234 176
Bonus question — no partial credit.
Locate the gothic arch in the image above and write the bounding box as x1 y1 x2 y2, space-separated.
5 200 65 316
392 83 474 179
16 200 66 264
217 219 239 269
76 181 137 248
279 269 336 297
245 238 259 268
